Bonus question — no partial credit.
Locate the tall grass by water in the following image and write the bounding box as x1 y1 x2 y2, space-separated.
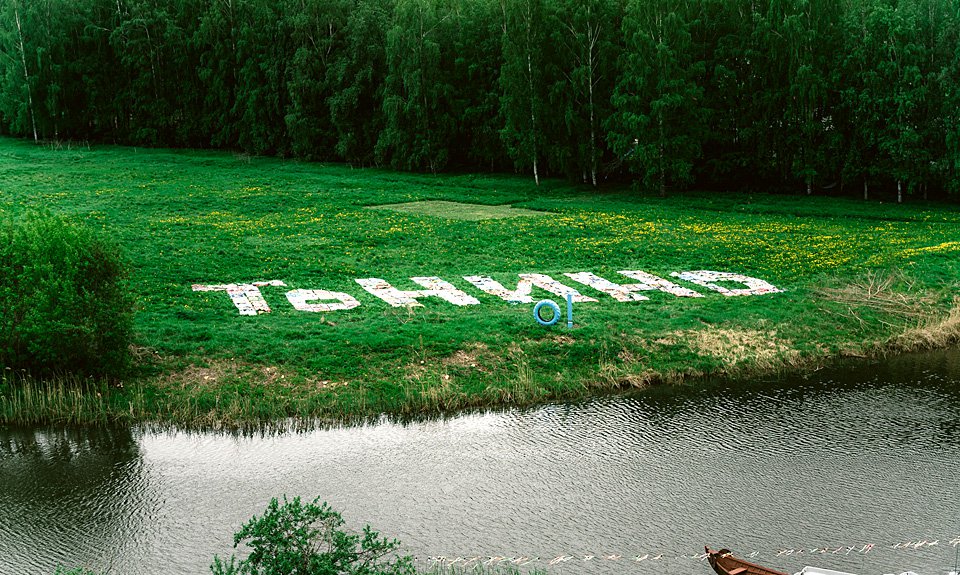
0 372 137 426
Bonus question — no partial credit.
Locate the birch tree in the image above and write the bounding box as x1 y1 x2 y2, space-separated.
780 0 842 195
194 0 241 147
284 0 350 159
548 0 618 185
608 0 707 195
500 0 549 185
378 0 455 172
0 0 38 140
936 0 960 194
328 0 393 166
447 0 505 169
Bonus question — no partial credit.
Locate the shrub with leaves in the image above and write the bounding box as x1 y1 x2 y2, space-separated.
211 497 415 575
0 211 132 378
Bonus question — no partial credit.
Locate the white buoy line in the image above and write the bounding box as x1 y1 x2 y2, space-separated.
419 537 960 569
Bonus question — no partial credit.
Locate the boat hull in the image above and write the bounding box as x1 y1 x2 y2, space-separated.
706 547 790 575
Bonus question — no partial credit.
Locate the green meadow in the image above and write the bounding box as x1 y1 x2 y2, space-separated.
2 137 959 426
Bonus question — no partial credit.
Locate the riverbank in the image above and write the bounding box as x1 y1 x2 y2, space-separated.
7 349 960 575
1 138 959 427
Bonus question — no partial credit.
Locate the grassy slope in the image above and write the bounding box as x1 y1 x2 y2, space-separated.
2 138 959 426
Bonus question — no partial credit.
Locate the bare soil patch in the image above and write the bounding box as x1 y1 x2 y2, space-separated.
367 200 547 221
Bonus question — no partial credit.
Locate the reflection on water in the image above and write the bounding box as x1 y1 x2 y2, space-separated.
0 427 156 574
1 349 959 575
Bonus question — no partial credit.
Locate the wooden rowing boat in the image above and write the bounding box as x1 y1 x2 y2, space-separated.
705 546 860 575
705 546 790 575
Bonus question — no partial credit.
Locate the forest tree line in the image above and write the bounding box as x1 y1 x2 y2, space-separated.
1 0 959 198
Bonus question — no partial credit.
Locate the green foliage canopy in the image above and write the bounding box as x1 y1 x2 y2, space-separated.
1 0 959 198
0 211 132 378
211 497 415 575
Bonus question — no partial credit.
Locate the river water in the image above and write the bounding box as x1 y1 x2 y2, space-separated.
1 349 959 575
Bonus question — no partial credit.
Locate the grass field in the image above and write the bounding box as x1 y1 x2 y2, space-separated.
2 137 959 427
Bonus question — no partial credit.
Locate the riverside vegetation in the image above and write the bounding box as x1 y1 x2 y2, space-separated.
1 138 959 427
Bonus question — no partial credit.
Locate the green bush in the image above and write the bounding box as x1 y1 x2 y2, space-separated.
0 211 132 378
211 497 415 575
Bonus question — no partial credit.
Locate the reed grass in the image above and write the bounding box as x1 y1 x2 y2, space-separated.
0 372 131 426
887 300 960 352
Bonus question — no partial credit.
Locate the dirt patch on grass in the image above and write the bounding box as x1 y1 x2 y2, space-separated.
662 327 800 370
441 342 491 371
404 361 429 381
406 343 493 381
156 359 299 390
617 348 639 364
367 200 547 221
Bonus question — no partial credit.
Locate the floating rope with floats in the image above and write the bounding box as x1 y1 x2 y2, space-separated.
419 536 960 570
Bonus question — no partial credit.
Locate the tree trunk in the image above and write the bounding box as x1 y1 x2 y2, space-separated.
897 180 902 203
527 47 538 186
143 21 159 102
587 11 597 187
863 180 868 201
13 3 38 142
418 5 434 173
806 179 812 196
659 134 665 197
588 66 597 187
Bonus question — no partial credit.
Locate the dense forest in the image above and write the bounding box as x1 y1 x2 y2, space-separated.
1 0 958 198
